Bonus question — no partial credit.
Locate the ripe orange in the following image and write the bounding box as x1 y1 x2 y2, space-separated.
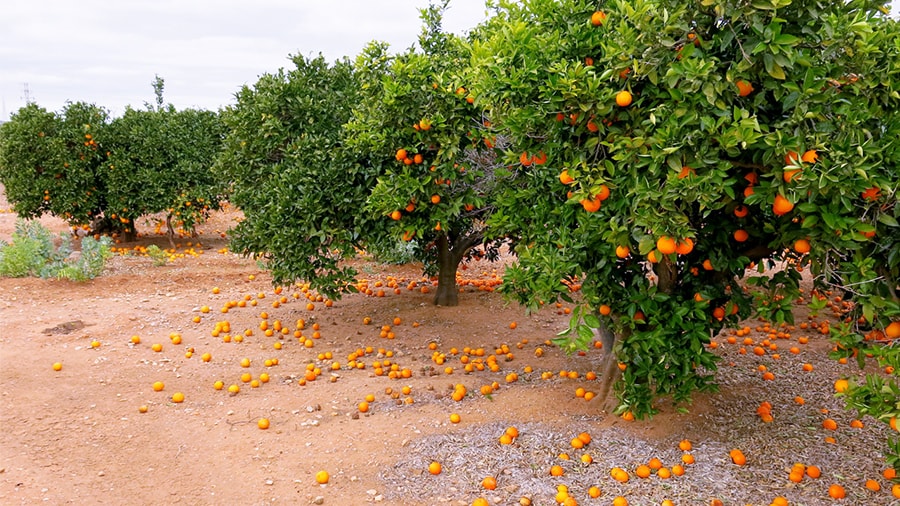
171 392 184 403
773 194 794 216
612 496 628 506
822 418 838 431
615 245 630 258
733 229 749 242
390 210 402 221
615 90 633 107
794 238 811 254
834 378 850 393
599 304 612 316
472 499 489 506
734 205 749 218
257 418 270 430
550 465 564 477
656 235 677 255
806 465 821 478
559 170 574 185
735 79 754 96
783 168 801 183
886 321 900 339
581 195 602 212
675 237 694 255
450 413 461 424
828 484 846 499
678 439 692 451
590 10 607 26
801 149 818 163
431 194 441 204
315 470 330 484
428 462 442 475
151 343 163 352
635 464 651 478
865 479 881 491
138 405 148 413
729 448 746 466
481 476 497 490
52 362 63 371
152 381 165 392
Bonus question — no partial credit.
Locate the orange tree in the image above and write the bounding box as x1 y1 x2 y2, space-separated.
0 102 111 227
470 0 899 421
0 84 225 241
105 104 225 242
217 3 505 306
351 2 506 306
214 53 377 299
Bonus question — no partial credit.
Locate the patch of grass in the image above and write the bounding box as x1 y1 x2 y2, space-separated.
0 219 112 281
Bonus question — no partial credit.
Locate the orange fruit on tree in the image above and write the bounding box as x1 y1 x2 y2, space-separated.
773 194 794 216
886 321 900 339
735 79 754 96
675 237 694 255
733 229 749 242
590 10 607 26
615 245 630 258
595 184 611 201
390 210 402 221
559 170 574 185
734 205 749 218
828 484 846 499
431 194 441 204
581 195 602 212
615 90 633 107
801 149 818 163
794 238 811 254
657 236 677 255
599 304 612 316
395 148 408 161
783 168 801 183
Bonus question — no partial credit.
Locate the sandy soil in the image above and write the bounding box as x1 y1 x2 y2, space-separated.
1 191 897 506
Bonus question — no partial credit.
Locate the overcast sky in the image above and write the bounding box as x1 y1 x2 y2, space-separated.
0 0 490 121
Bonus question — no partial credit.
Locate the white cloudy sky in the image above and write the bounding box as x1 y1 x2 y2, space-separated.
0 0 490 121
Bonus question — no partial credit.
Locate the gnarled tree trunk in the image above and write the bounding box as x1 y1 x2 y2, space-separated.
432 230 483 306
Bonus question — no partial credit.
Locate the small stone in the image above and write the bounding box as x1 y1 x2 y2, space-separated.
265 479 274 485
98 471 105 477
374 495 383 502
313 496 325 505
366 489 377 495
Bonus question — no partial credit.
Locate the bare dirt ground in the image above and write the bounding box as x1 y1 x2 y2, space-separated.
0 190 897 506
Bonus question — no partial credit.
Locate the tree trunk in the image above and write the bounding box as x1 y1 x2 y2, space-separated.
165 214 176 249
433 233 459 306
431 231 483 306
595 320 624 414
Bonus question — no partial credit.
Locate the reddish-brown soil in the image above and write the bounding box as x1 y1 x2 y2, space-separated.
1 193 896 506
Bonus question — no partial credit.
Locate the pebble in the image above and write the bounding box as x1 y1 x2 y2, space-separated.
313 496 324 505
